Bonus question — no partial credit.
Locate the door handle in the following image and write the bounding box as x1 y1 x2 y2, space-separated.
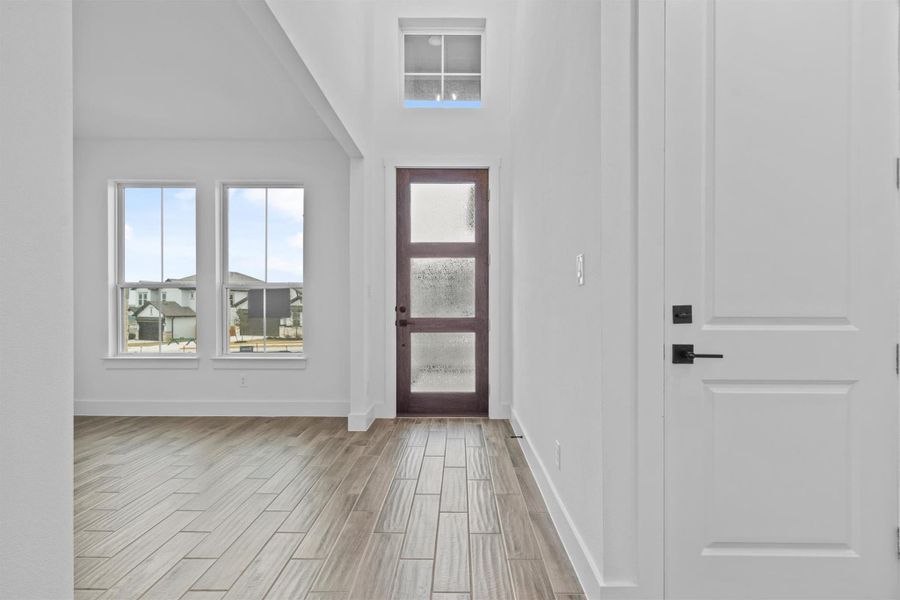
672 344 723 364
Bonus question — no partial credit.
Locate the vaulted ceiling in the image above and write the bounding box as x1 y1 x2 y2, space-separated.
74 0 334 140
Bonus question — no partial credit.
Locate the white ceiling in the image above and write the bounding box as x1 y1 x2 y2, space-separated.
74 0 334 140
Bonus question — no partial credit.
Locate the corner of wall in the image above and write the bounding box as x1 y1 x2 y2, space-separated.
510 409 604 599
347 404 376 431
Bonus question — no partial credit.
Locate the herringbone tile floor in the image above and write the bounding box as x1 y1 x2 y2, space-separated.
74 416 584 600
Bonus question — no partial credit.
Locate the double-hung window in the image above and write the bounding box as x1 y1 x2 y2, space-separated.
223 185 304 355
116 184 197 354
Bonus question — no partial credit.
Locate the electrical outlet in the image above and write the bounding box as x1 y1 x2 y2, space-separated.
239 374 248 388
576 254 584 286
555 440 562 470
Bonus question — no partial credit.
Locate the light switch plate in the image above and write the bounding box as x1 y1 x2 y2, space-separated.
576 253 584 286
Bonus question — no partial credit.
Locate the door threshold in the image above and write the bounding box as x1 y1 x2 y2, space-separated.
397 411 489 418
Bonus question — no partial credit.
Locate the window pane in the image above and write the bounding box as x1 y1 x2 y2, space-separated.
123 187 161 282
225 287 303 353
123 287 158 353
163 188 196 281
411 258 475 318
228 188 266 282
263 287 304 353
405 75 442 102
123 287 197 353
444 76 481 102
226 287 264 353
410 332 476 392
444 35 480 73
404 34 442 73
158 287 197 353
410 183 476 242
266 188 304 283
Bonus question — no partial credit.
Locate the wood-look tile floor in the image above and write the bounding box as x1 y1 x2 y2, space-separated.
74 416 584 600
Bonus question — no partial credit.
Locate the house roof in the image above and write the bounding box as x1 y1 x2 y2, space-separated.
162 272 264 285
134 301 196 318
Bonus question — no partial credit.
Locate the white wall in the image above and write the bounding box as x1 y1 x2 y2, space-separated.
508 1 650 597
271 0 516 427
266 0 373 154
74 139 351 415
508 1 603 595
366 0 515 423
0 1 75 598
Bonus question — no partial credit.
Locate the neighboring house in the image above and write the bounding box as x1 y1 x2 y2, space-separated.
230 288 303 339
132 300 196 342
126 275 199 312
125 272 303 344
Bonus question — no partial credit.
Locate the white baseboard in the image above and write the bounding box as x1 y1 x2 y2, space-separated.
75 399 350 417
510 409 603 599
347 405 376 431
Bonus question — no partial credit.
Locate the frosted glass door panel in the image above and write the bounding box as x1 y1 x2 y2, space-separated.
411 332 476 393
411 258 475 317
410 183 476 242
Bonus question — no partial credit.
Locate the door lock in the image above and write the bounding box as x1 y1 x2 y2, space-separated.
672 344 723 364
672 305 692 324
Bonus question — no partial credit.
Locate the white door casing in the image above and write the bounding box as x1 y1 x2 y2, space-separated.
664 1 899 598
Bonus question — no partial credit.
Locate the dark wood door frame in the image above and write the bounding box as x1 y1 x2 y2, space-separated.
396 168 489 416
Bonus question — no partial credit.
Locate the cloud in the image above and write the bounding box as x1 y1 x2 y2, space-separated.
267 188 304 223
231 187 303 223
169 188 196 202
124 223 134 241
267 254 304 283
287 232 303 249
238 188 266 204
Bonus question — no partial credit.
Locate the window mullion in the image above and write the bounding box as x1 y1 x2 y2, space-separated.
264 188 268 353
159 187 164 352
440 34 445 101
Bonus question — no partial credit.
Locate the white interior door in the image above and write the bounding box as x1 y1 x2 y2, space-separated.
664 1 899 598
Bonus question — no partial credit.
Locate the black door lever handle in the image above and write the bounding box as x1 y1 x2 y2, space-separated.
673 344 723 364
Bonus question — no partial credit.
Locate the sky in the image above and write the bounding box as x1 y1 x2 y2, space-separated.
123 187 195 282
123 186 304 284
228 187 304 283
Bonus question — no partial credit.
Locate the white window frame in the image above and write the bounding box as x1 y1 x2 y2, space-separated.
216 182 306 363
110 181 198 359
399 18 486 108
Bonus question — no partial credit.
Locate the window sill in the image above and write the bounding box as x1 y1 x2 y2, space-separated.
211 355 307 370
403 100 482 109
103 355 200 370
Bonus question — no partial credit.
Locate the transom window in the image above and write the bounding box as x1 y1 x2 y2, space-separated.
223 185 304 355
403 30 482 108
116 184 197 354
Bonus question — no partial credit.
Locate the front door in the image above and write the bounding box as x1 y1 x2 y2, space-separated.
396 168 489 415
665 1 898 597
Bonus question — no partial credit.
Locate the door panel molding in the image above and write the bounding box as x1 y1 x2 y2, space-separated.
698 0 854 326
664 1 899 597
